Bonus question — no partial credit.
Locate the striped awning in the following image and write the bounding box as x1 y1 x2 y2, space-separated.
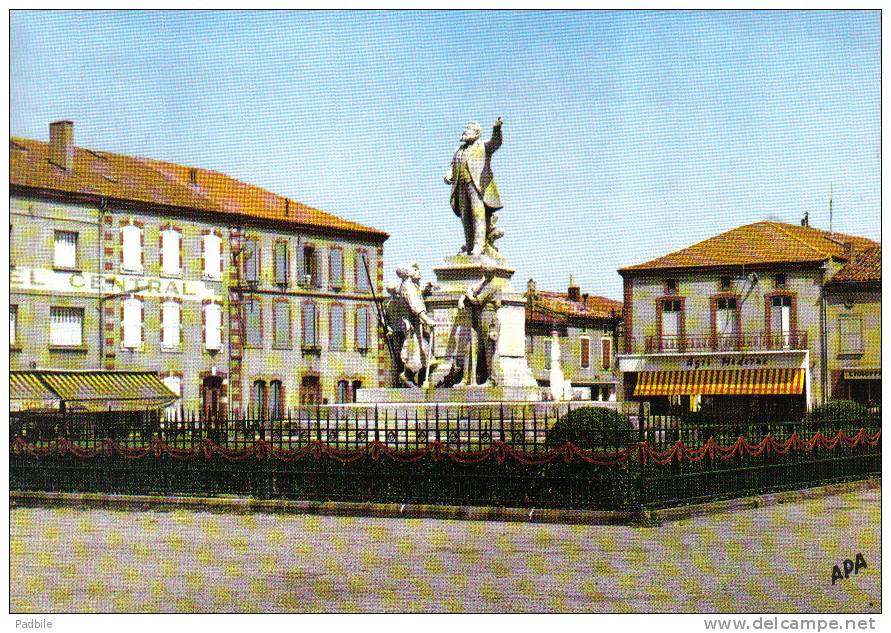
18 371 177 412
10 372 62 411
634 369 805 397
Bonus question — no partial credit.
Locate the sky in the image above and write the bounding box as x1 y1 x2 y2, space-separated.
10 10 881 300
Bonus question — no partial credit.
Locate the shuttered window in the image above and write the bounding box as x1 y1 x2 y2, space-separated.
50 307 83 346
355 306 370 351
245 297 262 347
330 304 345 351
601 337 612 370
273 302 291 348
121 224 142 272
163 375 182 420
274 241 289 286
161 301 181 349
122 297 143 349
355 250 371 291
161 229 182 275
269 380 284 418
303 302 318 348
243 239 260 283
203 233 222 279
330 249 344 290
204 303 222 350
580 337 590 369
53 231 78 269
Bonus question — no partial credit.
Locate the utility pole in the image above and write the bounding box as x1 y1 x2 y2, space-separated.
829 184 834 236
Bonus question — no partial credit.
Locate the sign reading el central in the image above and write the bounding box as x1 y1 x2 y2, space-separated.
10 267 220 302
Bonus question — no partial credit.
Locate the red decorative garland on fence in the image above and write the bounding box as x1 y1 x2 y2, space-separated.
9 428 880 467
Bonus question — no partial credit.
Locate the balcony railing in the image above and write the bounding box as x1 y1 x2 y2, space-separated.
627 330 808 354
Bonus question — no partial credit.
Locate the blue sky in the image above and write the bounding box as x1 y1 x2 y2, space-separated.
10 11 880 299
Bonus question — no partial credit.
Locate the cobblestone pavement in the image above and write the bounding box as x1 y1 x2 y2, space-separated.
10 487 880 613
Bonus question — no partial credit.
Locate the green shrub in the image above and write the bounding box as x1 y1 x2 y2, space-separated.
546 406 632 450
806 400 868 425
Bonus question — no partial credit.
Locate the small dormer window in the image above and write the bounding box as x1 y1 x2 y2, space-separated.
775 273 786 289
665 279 677 294
720 276 731 291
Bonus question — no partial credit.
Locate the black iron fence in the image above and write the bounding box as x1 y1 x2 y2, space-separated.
9 405 881 512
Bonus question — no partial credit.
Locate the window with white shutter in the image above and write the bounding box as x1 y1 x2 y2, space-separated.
273 302 290 348
355 306 369 351
54 231 78 269
50 307 83 347
161 229 182 276
162 375 182 420
205 303 222 350
121 224 142 272
330 249 344 291
355 250 371 291
330 304 345 351
243 238 260 283
161 301 181 349
203 233 222 279
244 297 262 347
122 297 143 349
303 302 318 348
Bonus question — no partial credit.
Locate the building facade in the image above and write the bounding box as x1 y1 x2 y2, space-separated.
10 121 388 415
617 221 879 420
824 245 881 407
525 277 623 403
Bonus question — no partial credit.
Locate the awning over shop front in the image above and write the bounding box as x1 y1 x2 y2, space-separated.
11 371 177 412
10 372 62 412
634 369 805 397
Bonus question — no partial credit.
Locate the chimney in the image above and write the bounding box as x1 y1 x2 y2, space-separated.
568 274 580 302
582 293 589 305
843 241 855 262
49 120 74 171
527 278 536 296
801 211 809 227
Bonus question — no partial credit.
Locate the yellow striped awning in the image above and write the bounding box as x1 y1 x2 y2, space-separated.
634 369 805 397
10 372 62 411
32 371 177 412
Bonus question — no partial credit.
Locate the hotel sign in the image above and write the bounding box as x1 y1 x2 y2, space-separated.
619 350 807 373
10 266 220 302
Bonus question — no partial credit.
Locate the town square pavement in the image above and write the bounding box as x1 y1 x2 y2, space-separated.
10 486 880 613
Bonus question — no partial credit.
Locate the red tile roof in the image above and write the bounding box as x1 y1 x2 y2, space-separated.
828 245 881 284
10 136 388 241
527 290 622 325
619 221 878 273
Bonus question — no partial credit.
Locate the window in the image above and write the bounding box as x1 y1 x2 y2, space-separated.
122 297 143 349
274 241 289 286
204 303 223 350
121 224 142 272
775 273 787 289
770 295 792 348
351 380 362 403
244 297 262 347
243 238 260 283
330 304 345 351
355 250 371 292
161 301 181 349
720 276 731 291
50 307 83 347
300 244 316 286
10 305 17 346
273 301 291 348
580 337 590 369
303 302 319 348
269 380 284 419
601 337 612 370
660 299 681 351
329 248 344 291
664 279 677 294
715 297 739 349
53 231 78 269
839 315 864 354
251 380 267 418
337 380 350 404
526 335 534 356
162 375 182 420
544 339 553 369
355 306 370 351
161 228 182 276
203 233 222 279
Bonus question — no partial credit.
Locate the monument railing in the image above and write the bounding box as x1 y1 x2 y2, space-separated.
9 406 880 511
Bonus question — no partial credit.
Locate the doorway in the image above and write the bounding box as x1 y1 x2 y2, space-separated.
300 375 322 405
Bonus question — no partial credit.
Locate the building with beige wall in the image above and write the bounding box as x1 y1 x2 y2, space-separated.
824 245 881 406
525 277 622 403
10 121 388 415
617 221 879 420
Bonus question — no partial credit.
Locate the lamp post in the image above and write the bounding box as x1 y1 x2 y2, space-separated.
97 285 150 370
227 227 245 416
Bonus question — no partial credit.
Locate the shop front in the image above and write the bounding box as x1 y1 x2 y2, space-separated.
620 350 810 422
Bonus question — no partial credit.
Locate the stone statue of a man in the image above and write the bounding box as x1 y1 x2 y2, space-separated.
392 262 436 387
445 117 504 257
459 259 502 386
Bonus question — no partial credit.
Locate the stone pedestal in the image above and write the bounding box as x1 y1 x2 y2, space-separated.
422 253 539 400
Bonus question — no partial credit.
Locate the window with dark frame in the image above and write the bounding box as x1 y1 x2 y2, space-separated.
269 380 284 419
720 276 731 291
775 273 787 289
251 380 267 418
664 279 677 294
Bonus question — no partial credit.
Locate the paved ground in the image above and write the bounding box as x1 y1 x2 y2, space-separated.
10 487 880 613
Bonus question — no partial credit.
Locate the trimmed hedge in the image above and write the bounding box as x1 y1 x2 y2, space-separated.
807 400 868 425
546 406 633 450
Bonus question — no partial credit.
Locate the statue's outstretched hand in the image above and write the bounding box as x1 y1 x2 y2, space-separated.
494 117 503 127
